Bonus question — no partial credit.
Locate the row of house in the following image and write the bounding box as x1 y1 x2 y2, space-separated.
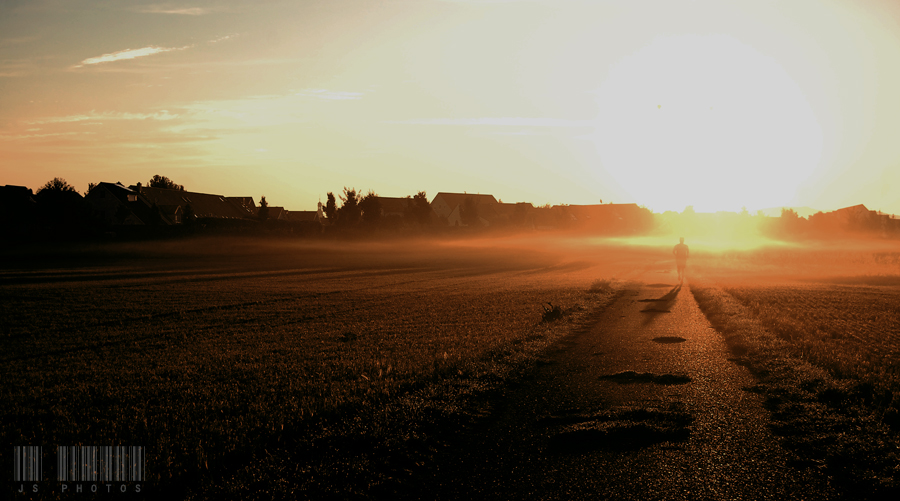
804 204 900 237
0 181 677 234
83 182 325 227
428 192 653 231
9 180 891 236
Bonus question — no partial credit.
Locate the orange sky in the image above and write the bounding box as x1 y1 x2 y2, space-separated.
2 0 899 215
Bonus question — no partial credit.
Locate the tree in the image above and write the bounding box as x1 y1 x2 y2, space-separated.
359 190 381 225
34 178 87 232
776 208 805 238
336 187 360 226
38 177 77 194
85 183 97 196
410 191 432 224
325 192 337 221
258 196 269 222
460 197 479 226
148 175 184 191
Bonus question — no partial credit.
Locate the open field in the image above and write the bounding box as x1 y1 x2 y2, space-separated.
4 235 900 498
689 243 900 496
1 236 651 498
690 242 900 402
721 284 900 384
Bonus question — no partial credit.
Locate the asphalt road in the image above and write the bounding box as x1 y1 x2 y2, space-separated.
414 277 837 500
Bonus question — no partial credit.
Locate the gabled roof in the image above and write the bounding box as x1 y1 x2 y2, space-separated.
283 210 319 222
492 202 534 216
0 185 37 225
376 196 410 215
0 185 36 206
266 206 286 220
834 204 869 213
226 196 257 214
432 192 498 208
90 182 163 224
134 186 254 219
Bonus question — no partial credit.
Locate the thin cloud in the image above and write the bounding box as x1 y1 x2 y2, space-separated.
208 34 238 44
74 46 191 67
137 5 211 16
294 89 364 100
385 117 594 127
0 60 35 78
0 35 40 47
26 110 179 125
0 131 90 141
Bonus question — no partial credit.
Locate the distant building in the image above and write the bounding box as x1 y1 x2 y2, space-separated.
430 192 498 226
226 197 257 216
85 182 164 226
554 203 651 232
375 196 411 219
266 206 286 221
478 202 535 227
282 210 320 223
84 183 258 226
830 204 872 225
0 185 37 232
134 186 255 220
817 204 900 236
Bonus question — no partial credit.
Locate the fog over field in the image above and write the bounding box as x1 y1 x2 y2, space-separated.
3 234 899 498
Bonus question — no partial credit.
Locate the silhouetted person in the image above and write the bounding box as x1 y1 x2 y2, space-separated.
673 237 689 283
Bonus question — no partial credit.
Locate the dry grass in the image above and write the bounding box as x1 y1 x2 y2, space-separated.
0 236 633 498
689 244 900 408
723 284 900 387
688 244 900 497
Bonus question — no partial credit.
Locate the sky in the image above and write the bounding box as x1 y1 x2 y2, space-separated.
2 0 900 214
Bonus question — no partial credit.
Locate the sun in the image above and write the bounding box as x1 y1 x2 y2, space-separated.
591 34 823 213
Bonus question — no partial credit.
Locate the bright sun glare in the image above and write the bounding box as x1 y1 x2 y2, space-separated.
592 34 823 213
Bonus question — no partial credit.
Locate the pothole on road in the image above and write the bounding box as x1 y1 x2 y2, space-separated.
652 336 687 344
546 404 693 452
598 370 691 385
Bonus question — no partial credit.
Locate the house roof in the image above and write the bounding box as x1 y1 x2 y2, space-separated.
134 186 254 219
265 206 286 220
226 196 257 214
834 204 869 213
432 193 498 209
0 185 36 206
283 210 319 222
492 202 534 216
91 182 164 225
376 196 410 215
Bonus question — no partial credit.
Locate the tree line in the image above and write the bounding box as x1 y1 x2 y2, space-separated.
323 187 433 227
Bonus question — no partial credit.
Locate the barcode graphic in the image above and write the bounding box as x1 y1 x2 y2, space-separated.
57 446 144 482
13 446 42 482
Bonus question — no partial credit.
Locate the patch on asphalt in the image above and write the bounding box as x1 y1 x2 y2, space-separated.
598 370 691 385
545 403 693 452
652 336 686 344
